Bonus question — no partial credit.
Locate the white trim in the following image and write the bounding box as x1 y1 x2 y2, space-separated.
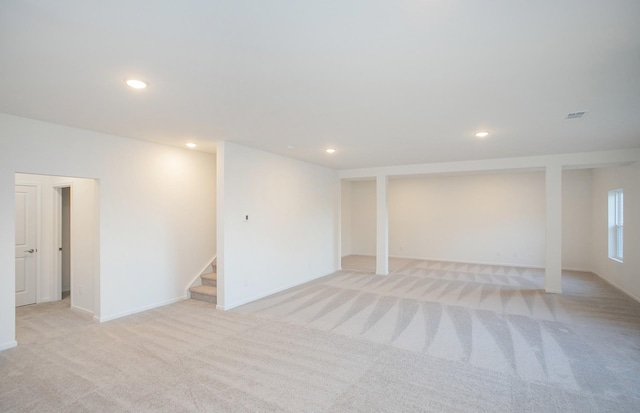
53 187 61 301
339 148 640 180
591 269 640 304
348 253 592 273
52 182 73 302
349 251 376 257
0 340 18 351
352 253 544 271
70 305 94 317
95 296 187 323
561 266 594 273
393 254 542 270
608 188 624 262
186 255 216 293
218 272 330 311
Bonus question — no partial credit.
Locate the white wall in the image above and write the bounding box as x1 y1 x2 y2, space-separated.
389 173 546 266
341 180 352 257
350 180 376 255
0 113 216 350
14 173 98 314
218 142 339 310
591 162 640 301
347 170 593 269
562 169 593 270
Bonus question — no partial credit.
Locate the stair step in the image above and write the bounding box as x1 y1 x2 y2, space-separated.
201 272 217 287
189 285 217 304
190 285 217 296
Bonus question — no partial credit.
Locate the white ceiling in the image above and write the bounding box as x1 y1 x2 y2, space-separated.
1 0 639 169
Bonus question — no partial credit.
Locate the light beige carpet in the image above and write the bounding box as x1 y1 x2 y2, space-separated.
1 255 639 412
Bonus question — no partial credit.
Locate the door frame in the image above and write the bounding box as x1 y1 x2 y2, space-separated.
14 181 42 305
53 182 73 304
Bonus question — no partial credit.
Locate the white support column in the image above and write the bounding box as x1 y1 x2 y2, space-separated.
545 163 562 293
376 175 389 275
215 142 226 309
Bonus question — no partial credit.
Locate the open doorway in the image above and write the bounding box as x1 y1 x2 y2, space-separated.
14 173 98 316
60 186 71 302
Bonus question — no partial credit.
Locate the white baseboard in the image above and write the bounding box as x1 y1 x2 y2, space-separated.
218 272 330 311
349 252 376 257
351 253 544 270
71 305 94 317
0 340 18 351
96 295 187 323
561 267 592 273
347 253 592 273
591 270 640 304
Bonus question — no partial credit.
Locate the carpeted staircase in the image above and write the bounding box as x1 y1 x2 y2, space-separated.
189 260 217 304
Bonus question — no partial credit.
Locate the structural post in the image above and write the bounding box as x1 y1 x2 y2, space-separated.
215 141 225 309
545 163 562 293
376 174 389 275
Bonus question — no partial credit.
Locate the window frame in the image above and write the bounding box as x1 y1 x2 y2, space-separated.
608 189 624 262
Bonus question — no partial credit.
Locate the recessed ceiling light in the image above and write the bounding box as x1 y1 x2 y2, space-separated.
474 131 489 138
326 148 336 154
126 79 148 89
186 143 197 148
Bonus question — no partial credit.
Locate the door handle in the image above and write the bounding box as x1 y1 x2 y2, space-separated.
25 249 35 254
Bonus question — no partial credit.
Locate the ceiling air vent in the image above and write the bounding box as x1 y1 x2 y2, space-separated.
566 111 587 119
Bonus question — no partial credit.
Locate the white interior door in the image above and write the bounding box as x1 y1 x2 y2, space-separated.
15 185 37 307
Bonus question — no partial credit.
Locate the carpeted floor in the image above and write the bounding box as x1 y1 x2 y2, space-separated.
1 255 639 412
